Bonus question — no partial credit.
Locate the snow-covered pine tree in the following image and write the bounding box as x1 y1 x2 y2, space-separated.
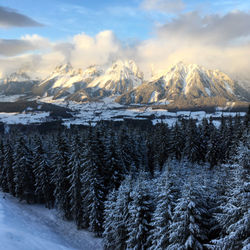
33 136 54 208
169 122 185 161
136 135 149 173
81 127 106 236
3 140 15 196
198 118 211 162
67 134 84 229
212 130 250 250
206 129 221 169
126 174 152 250
167 181 210 250
184 119 200 163
110 175 133 249
149 168 175 249
152 123 170 170
103 189 118 249
51 133 72 220
13 136 36 203
0 139 8 192
223 116 234 161
118 126 136 173
104 128 124 190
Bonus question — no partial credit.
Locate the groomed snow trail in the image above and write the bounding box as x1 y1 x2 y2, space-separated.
0 192 103 250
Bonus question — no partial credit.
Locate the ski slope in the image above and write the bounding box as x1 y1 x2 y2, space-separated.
0 192 103 250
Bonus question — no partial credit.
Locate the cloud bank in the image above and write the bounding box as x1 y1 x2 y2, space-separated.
0 6 43 28
136 10 250 79
0 11 250 82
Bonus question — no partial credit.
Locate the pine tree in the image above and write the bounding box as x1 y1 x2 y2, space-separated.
51 133 71 219
103 189 118 249
152 123 170 170
126 175 152 250
33 136 54 208
168 182 209 250
184 119 200 163
118 127 135 173
81 128 106 236
67 135 84 229
104 129 124 190
212 130 250 249
150 170 175 249
110 175 133 249
3 140 15 196
0 139 8 192
169 122 185 161
206 129 221 169
13 136 36 203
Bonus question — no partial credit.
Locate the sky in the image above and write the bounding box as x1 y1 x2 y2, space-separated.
0 0 250 79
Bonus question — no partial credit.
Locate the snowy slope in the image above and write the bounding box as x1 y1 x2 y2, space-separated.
0 70 32 85
0 70 38 96
117 62 250 104
0 192 103 250
88 60 143 94
35 63 103 97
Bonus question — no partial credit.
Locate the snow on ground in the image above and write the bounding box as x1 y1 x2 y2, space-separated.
0 112 50 124
0 95 25 102
0 192 103 250
0 97 246 127
224 82 233 94
149 91 159 103
205 87 211 96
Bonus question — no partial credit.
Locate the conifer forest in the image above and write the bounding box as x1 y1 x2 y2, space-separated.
0 110 249 250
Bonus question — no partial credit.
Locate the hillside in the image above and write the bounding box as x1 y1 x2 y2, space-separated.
0 192 102 250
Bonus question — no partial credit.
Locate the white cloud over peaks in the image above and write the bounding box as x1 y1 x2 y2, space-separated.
141 0 185 13
70 30 121 68
0 31 123 77
135 11 250 79
21 34 51 49
157 11 250 45
1 10 250 82
0 35 52 57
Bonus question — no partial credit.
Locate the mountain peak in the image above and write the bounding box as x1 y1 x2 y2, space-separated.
2 71 31 83
117 62 249 104
107 59 143 79
54 63 73 74
87 59 143 94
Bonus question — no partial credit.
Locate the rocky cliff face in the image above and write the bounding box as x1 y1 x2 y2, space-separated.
116 62 250 104
1 61 249 105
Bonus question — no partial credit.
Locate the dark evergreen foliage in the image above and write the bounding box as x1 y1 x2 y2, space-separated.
0 112 248 249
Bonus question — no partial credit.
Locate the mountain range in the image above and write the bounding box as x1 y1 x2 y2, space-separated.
0 60 249 106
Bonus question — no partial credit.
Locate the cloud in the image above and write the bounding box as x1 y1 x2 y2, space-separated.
0 35 51 56
135 11 250 79
0 39 36 56
158 11 250 45
1 10 250 83
141 0 185 13
0 31 123 77
0 6 43 28
70 30 122 68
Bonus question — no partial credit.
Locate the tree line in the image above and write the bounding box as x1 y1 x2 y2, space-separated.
0 110 249 249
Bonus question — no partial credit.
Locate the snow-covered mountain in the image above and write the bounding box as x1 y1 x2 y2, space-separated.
87 60 143 94
68 60 144 102
33 63 103 98
0 70 38 96
1 61 249 106
32 60 144 101
116 62 250 104
0 71 31 84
